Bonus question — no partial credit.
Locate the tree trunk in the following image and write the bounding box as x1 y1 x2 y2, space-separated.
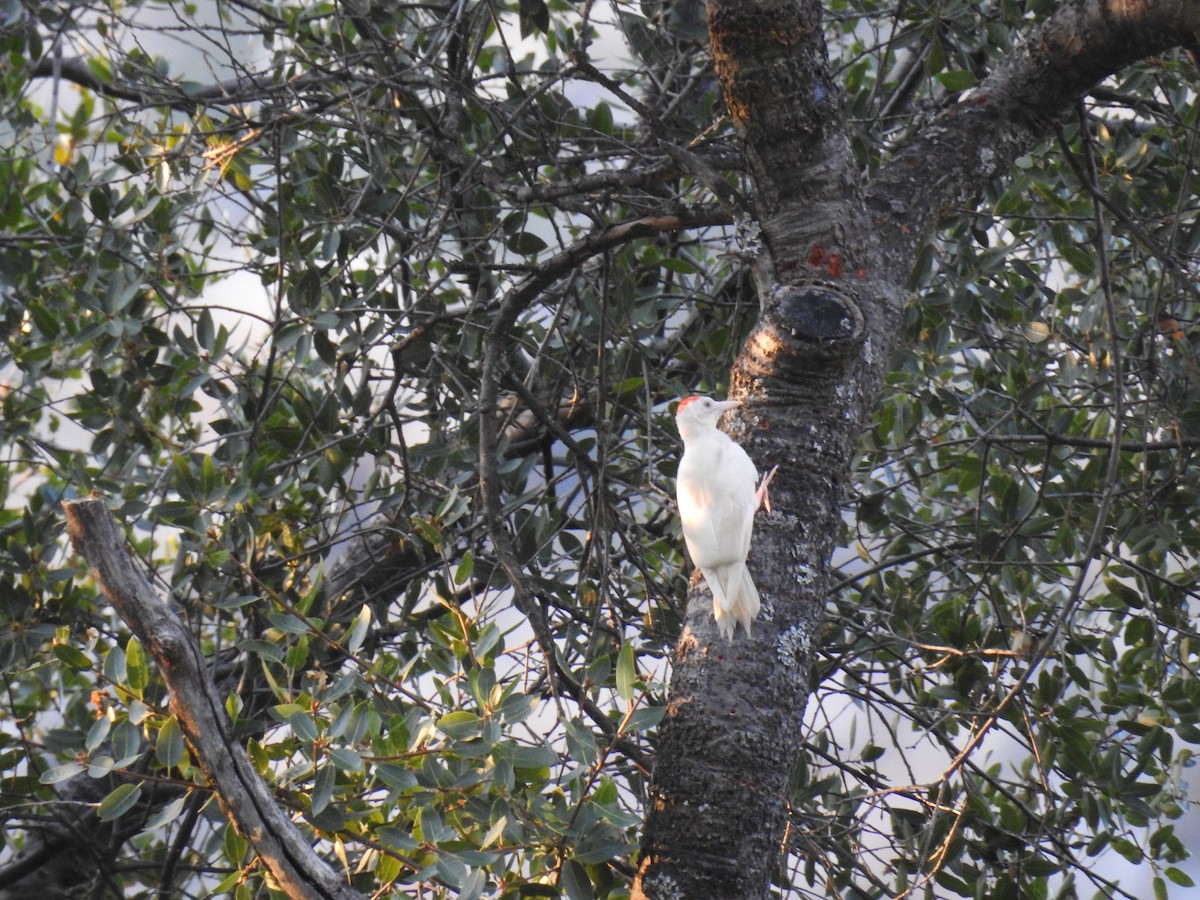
634 2 1200 898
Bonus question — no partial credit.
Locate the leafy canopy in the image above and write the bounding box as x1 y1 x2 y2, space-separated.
1 1 1198 898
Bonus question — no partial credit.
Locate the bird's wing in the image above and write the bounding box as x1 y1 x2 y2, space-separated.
723 441 759 494
721 443 760 555
677 442 758 566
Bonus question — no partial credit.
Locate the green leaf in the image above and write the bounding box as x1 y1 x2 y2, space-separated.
268 612 310 634
518 0 549 35
498 692 535 724
454 550 474 586
375 764 417 792
474 622 502 658
240 639 284 663
379 826 419 852
510 744 557 770
97 782 142 822
40 761 85 784
328 747 363 772
935 70 978 92
111 719 142 763
459 870 486 900
211 872 242 896
659 256 698 274
565 719 599 768
53 643 93 670
588 102 614 135
434 851 467 888
103 645 127 683
344 604 371 655
224 822 248 864
1166 867 1196 888
284 633 310 669
480 815 507 849
376 854 402 886
506 231 547 255
26 301 59 338
616 641 636 702
438 710 482 740
572 833 634 865
561 859 596 900
125 636 148 696
311 763 335 815
85 716 111 753
1060 245 1095 275
142 795 187 832
624 706 665 733
156 716 184 769
199 453 217 499
288 711 319 743
127 699 151 726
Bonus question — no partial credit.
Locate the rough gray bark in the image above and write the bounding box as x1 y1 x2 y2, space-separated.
62 499 365 900
633 2 1200 898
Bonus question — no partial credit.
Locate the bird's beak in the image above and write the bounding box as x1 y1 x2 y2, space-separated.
714 399 742 414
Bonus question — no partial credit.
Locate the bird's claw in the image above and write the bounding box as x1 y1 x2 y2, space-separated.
756 465 779 513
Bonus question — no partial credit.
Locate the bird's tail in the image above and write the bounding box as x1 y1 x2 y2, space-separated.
703 564 762 641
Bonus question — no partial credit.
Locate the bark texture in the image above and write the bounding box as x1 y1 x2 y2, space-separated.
634 2 1200 898
62 499 365 900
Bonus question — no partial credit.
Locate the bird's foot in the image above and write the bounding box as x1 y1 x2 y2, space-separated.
756 465 779 513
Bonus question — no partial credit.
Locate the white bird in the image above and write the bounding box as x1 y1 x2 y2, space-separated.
675 396 776 640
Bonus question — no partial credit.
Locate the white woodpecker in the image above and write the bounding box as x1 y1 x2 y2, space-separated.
674 396 777 640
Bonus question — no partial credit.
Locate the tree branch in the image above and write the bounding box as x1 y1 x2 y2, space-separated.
0 761 180 898
25 53 357 113
62 499 365 900
867 0 1200 277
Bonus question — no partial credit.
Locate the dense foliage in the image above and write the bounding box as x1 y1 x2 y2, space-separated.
1 1 1198 898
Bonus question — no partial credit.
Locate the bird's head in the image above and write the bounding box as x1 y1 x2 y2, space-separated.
676 395 741 431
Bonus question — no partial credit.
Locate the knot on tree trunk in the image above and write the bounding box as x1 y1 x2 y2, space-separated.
735 280 867 385
768 280 864 345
